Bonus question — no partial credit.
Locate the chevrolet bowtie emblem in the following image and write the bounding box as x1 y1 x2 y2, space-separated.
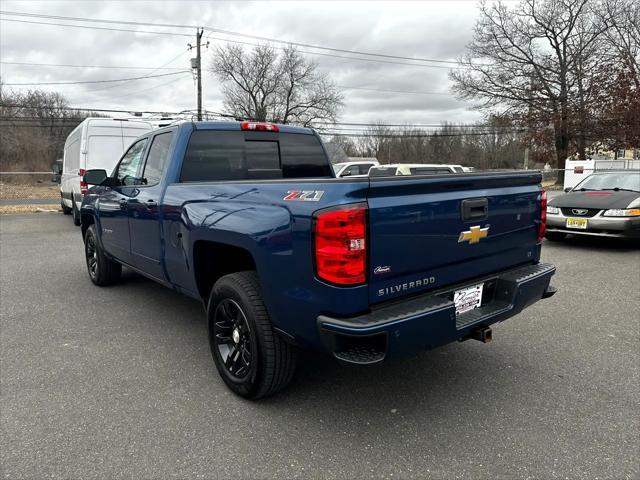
458 225 489 244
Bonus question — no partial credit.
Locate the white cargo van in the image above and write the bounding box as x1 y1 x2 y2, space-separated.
61 118 152 225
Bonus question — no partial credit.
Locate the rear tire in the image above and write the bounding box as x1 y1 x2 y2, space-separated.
545 232 567 242
72 199 81 226
207 271 297 399
84 225 122 286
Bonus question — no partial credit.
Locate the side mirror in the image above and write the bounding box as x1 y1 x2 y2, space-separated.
340 170 351 177
83 169 108 186
564 187 572 192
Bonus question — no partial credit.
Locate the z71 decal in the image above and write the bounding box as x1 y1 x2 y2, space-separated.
283 190 324 202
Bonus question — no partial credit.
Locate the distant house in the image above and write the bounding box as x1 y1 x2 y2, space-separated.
614 148 639 160
570 143 640 161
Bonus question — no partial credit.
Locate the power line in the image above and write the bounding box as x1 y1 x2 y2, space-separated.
0 17 193 37
0 104 180 115
202 29 463 65
87 73 191 104
319 130 526 138
0 10 477 68
76 49 190 96
1 17 460 70
204 34 459 69
1 70 190 86
0 61 186 71
338 85 452 95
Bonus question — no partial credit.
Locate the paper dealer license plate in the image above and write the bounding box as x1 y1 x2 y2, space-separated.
454 283 484 316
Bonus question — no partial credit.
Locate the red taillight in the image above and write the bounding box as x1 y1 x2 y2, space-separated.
79 169 88 194
539 190 547 241
240 121 279 132
314 204 367 286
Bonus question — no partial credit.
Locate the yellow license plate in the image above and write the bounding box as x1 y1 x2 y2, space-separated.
566 218 588 229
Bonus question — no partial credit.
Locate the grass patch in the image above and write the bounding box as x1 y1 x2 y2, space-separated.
0 205 60 215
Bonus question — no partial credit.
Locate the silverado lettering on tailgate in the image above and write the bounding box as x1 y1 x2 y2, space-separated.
378 276 436 297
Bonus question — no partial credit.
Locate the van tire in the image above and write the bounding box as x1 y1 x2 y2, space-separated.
207 271 297 399
61 197 72 215
72 199 81 226
84 225 122 286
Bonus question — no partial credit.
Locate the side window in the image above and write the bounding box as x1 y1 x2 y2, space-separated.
141 132 174 186
341 165 359 177
358 164 373 175
115 139 148 186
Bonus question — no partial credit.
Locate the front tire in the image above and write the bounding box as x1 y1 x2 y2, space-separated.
84 225 122 286
545 231 567 242
207 271 297 399
72 199 81 226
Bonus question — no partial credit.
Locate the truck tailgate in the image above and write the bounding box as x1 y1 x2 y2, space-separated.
367 172 543 304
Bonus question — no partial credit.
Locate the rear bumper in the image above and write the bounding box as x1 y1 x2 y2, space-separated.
318 262 556 364
547 213 640 238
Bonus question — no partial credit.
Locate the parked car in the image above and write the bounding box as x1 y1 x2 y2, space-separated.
546 171 640 240
369 163 461 176
61 118 153 224
80 120 556 399
333 160 380 177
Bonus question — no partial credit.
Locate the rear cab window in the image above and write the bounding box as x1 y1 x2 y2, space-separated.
179 130 331 182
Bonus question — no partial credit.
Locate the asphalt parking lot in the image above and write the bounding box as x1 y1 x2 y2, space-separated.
1 213 639 479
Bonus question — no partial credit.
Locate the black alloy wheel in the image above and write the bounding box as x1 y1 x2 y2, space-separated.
72 199 81 226
207 271 297 399
83 224 122 286
212 299 253 380
85 232 99 281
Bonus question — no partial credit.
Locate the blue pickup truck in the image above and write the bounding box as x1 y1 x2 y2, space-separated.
80 121 556 398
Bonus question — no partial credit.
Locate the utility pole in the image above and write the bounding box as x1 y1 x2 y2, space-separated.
196 28 203 121
189 28 207 121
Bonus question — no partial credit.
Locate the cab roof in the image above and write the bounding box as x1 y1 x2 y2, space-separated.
192 121 314 135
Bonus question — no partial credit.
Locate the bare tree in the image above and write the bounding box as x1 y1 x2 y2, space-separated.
451 0 611 183
600 0 639 88
0 85 103 171
210 44 343 126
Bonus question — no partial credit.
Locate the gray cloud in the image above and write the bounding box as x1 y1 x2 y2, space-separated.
1 0 485 124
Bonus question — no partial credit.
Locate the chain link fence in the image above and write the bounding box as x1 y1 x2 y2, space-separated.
0 172 61 207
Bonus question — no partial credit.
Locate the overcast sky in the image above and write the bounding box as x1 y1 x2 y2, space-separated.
0 0 492 125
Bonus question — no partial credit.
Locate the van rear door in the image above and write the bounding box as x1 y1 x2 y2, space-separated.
85 120 152 172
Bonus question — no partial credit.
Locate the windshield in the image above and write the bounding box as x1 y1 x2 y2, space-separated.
574 172 640 192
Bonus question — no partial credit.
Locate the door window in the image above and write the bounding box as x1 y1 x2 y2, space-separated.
141 132 174 186
340 165 359 177
115 138 148 186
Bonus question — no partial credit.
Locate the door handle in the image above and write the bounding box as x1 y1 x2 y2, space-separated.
145 199 158 208
461 198 488 221
119 199 128 210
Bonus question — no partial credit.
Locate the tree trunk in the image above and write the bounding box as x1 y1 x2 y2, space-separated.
554 117 569 186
